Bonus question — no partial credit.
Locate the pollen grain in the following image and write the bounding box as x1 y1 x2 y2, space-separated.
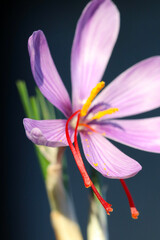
93 163 98 167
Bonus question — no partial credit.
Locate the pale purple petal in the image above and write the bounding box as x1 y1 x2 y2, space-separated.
93 57 160 118
80 132 142 179
23 118 74 147
71 0 120 111
93 117 160 153
28 30 72 118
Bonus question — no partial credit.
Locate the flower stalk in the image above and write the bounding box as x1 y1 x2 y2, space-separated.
87 195 109 240
87 172 109 240
17 80 83 240
46 148 83 240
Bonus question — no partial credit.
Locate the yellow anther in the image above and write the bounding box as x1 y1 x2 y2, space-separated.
80 81 105 117
93 163 98 167
104 168 106 170
85 139 88 141
86 154 90 156
92 108 119 120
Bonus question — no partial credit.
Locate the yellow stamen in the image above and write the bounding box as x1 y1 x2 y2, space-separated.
80 81 105 117
92 108 119 120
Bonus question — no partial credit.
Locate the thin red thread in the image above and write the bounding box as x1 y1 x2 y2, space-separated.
120 179 139 219
65 110 91 187
66 111 113 214
120 179 135 207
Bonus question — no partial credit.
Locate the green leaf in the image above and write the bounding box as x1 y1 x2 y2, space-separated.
16 80 33 118
46 100 56 119
36 88 52 119
91 168 102 197
17 80 50 179
35 146 50 179
62 154 69 190
30 96 41 120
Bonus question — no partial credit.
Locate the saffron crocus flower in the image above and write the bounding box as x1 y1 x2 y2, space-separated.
23 0 160 219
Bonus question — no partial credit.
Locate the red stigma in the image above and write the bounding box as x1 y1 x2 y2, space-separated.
91 183 113 215
65 110 91 188
120 179 139 219
65 110 113 215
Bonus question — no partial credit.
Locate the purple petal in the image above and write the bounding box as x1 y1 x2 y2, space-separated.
94 117 160 153
28 30 72 118
71 0 120 111
80 132 142 179
23 118 74 147
93 57 160 118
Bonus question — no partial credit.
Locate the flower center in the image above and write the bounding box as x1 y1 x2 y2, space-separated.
70 81 119 132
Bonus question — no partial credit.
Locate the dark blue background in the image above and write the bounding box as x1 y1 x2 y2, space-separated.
3 0 160 239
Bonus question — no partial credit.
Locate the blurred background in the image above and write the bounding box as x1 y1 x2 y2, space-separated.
2 0 160 239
